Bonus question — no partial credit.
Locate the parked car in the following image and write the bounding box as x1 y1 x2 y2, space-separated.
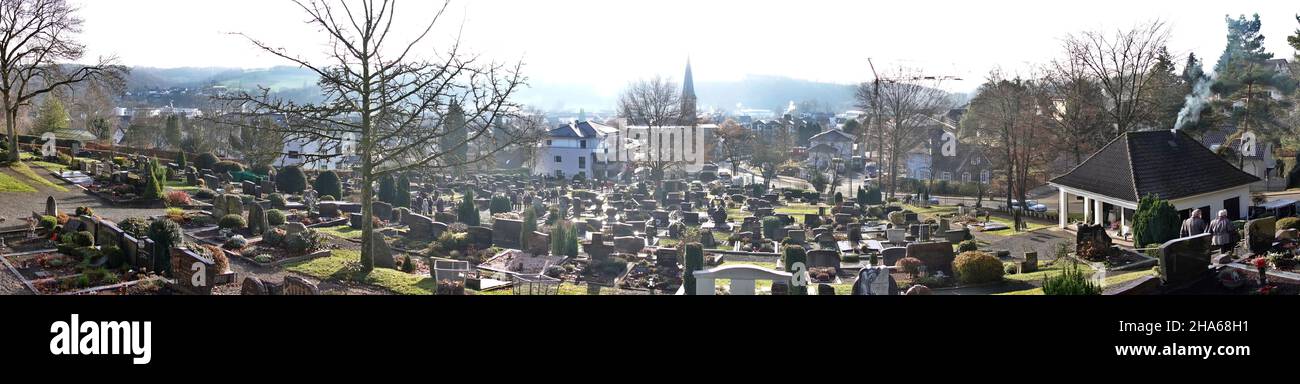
1025 200 1048 213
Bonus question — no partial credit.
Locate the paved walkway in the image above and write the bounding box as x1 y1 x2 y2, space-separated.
976 227 1074 262
0 166 165 230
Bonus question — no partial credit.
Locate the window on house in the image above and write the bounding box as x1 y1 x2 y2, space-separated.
554 156 562 163
941 172 952 181
981 170 991 184
962 172 971 183
972 157 980 165
546 140 552 146
580 140 587 149
579 157 586 169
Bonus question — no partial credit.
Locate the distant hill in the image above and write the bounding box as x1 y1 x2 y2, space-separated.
127 66 318 91
124 67 859 113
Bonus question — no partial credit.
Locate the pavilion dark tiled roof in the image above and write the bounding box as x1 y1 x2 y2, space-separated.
1050 130 1259 202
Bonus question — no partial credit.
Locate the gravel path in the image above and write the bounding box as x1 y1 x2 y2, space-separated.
0 166 165 229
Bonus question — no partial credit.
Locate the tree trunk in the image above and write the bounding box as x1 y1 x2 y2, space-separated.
4 96 18 163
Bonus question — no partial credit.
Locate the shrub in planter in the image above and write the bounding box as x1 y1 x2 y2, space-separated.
895 257 924 277
194 188 217 199
219 214 247 230
224 235 248 250
1277 217 1300 232
277 166 308 194
1042 262 1101 295
953 251 1004 285
117 217 150 238
285 230 324 254
544 265 564 278
212 160 245 175
783 245 808 295
267 209 287 226
268 193 288 209
887 211 906 226
958 240 979 253
195 152 220 171
761 216 782 240
262 228 287 247
75 206 95 217
254 254 274 264
400 255 416 273
165 190 192 206
489 194 512 215
65 231 95 247
39 215 57 231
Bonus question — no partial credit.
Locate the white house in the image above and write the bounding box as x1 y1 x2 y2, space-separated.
275 133 360 171
533 120 619 179
807 129 854 168
1050 130 1260 235
603 122 716 175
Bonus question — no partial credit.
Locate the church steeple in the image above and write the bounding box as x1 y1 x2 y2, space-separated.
681 58 697 125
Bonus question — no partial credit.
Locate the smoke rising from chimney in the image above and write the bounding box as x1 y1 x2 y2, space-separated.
1173 74 1216 131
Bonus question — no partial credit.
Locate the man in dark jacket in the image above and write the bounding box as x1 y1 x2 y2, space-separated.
1180 209 1207 238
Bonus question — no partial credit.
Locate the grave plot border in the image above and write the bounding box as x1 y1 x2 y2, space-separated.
185 232 331 268
0 249 166 296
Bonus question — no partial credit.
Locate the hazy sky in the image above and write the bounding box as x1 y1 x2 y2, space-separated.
76 0 1300 94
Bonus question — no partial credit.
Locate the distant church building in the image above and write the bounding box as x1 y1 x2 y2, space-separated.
534 59 715 179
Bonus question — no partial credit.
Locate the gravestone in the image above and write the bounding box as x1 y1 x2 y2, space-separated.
430 222 449 240
528 232 550 255
318 202 341 218
807 250 841 272
170 247 216 295
284 222 308 235
243 181 260 198
851 266 899 296
372 201 394 222
186 168 199 186
404 214 436 240
467 226 494 249
282 276 321 295
881 247 908 268
787 228 807 244
614 236 645 254
349 213 364 229
492 218 524 249
1158 233 1211 286
369 232 396 269
435 212 458 224
906 241 956 275
1021 252 1039 273
700 229 717 248
45 196 57 216
203 175 221 191
1245 217 1276 256
241 277 269 295
248 203 270 235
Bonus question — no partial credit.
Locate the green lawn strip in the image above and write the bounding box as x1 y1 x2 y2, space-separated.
996 265 1155 296
285 250 434 295
10 163 68 192
31 161 68 172
317 225 364 240
0 169 37 192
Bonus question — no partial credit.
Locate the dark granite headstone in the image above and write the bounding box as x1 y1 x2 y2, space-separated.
1158 233 1211 286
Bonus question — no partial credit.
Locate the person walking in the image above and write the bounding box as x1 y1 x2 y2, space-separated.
1180 209 1207 238
1208 210 1235 254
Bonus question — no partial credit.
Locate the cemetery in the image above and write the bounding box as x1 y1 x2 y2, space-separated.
2 140 1300 297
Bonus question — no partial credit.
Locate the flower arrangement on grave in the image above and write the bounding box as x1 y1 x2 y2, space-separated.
1252 257 1270 286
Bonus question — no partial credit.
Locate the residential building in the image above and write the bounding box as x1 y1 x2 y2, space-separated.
532 120 619 179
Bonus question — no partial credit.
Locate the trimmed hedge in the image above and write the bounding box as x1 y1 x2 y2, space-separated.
953 251 1004 285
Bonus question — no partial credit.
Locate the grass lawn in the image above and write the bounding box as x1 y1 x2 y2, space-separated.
903 204 959 215
285 250 435 295
164 180 200 192
775 203 823 217
9 163 68 192
996 262 1156 296
317 225 364 240
0 169 36 192
31 161 69 172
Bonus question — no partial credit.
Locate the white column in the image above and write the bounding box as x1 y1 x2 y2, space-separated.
1094 199 1105 227
1083 197 1092 224
1059 190 1069 229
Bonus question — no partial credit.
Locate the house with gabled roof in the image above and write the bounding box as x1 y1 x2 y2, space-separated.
1049 130 1260 232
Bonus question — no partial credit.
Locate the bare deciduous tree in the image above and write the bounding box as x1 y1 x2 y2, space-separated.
714 119 754 176
216 0 530 271
1039 57 1109 165
618 76 681 181
854 67 952 198
0 0 123 161
1064 20 1170 137
964 70 1046 232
